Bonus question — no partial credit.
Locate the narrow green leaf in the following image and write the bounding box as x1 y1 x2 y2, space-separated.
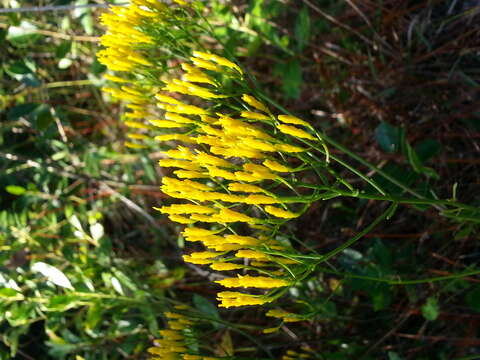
274 60 302 99
5 185 26 196
193 294 220 321
375 122 401 153
295 7 311 52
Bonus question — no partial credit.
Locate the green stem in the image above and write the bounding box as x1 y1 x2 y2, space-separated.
295 185 479 211
318 202 398 264
319 133 437 204
314 266 480 285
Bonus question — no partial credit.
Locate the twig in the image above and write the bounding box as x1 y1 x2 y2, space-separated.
360 312 411 359
0 3 115 14
301 0 394 57
0 23 99 42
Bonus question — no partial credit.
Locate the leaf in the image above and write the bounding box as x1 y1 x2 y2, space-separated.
388 352 403 360
33 104 55 131
7 103 40 121
85 302 103 330
295 7 310 52
371 239 392 270
111 268 138 292
6 20 43 46
47 295 80 312
274 60 302 99
6 61 32 75
5 185 26 196
465 286 480 313
216 331 234 357
421 297 439 321
89 222 104 242
370 284 392 311
5 303 36 326
405 142 439 179
375 122 401 153
31 262 73 289
193 294 220 321
55 41 72 58
0 288 22 299
415 139 441 162
58 58 73 70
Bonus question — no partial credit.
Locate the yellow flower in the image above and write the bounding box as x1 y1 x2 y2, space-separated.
263 159 292 172
127 133 149 140
215 274 290 289
235 249 268 260
206 243 243 252
276 144 306 153
242 94 269 113
240 111 270 121
183 72 217 87
243 194 280 205
182 255 214 265
189 214 218 222
166 103 209 115
125 110 150 119
196 135 223 146
155 93 184 105
165 112 197 124
210 262 244 271
164 146 196 160
216 291 271 308
104 74 130 83
198 125 223 138
182 227 220 237
192 51 243 75
183 355 202 360
214 208 256 224
234 171 261 182
127 53 152 66
154 134 196 143
184 234 224 245
277 124 315 140
174 170 209 179
219 193 247 203
162 178 212 192
227 182 265 194
159 330 183 340
205 166 237 180
124 141 147 149
190 57 220 72
266 309 303 322
224 234 261 246
242 163 277 180
157 204 216 215
242 137 276 152
264 206 300 219
159 159 202 171
195 152 232 168
263 326 281 334
277 114 312 128
189 251 222 259
168 214 196 224
149 119 186 128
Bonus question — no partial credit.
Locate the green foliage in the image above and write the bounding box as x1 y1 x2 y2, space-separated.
1 1 479 360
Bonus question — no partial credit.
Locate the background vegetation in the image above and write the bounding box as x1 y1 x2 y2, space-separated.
1 0 479 359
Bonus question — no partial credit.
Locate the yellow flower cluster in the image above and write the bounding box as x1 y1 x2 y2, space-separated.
148 308 221 360
266 309 303 323
281 349 314 360
99 1 321 309
148 309 315 360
